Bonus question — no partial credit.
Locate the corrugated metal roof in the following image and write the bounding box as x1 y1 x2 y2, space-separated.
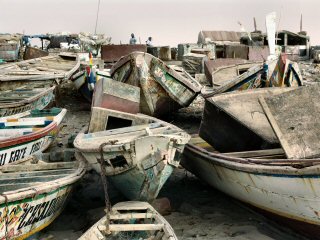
198 31 242 43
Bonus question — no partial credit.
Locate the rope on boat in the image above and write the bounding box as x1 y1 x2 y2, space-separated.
3 195 9 240
98 142 111 233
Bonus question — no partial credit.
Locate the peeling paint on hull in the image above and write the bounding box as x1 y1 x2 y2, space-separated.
182 140 320 234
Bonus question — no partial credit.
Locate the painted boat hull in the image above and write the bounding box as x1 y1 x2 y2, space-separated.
0 109 66 166
77 135 184 201
110 52 202 116
0 86 55 119
74 107 190 201
0 184 72 240
0 154 86 239
181 140 320 236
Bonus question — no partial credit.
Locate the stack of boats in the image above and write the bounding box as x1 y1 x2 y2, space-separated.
181 84 320 237
0 53 88 239
0 27 317 238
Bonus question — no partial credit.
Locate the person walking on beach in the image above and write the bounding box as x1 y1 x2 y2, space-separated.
146 37 153 46
129 33 137 44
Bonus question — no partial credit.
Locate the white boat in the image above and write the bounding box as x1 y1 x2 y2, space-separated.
0 108 66 166
79 201 177 240
182 136 320 237
74 107 190 201
0 152 86 239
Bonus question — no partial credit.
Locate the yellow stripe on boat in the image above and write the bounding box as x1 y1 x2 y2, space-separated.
6 119 18 122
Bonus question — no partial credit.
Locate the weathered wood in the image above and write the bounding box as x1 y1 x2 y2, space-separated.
261 85 320 159
75 107 190 201
0 162 77 173
110 213 155 220
110 52 202 116
0 55 80 85
92 77 140 114
199 88 296 152
223 148 284 158
109 223 164 231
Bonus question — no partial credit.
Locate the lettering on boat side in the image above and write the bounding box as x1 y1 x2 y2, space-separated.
0 188 71 239
9 147 27 163
17 194 66 230
0 139 44 166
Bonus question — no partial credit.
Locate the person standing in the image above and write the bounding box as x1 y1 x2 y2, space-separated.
146 37 153 46
129 33 137 44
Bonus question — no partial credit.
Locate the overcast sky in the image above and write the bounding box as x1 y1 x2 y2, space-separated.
1 0 319 45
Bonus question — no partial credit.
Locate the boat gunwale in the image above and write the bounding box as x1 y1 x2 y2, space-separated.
0 55 80 82
185 141 320 175
79 201 177 240
0 86 55 109
0 152 86 204
74 112 190 152
0 108 67 149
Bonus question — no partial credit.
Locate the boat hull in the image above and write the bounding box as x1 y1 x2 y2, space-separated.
0 184 72 240
78 135 182 201
79 201 177 240
0 109 66 166
0 153 86 239
0 131 57 166
111 52 202 116
0 87 55 119
182 143 320 234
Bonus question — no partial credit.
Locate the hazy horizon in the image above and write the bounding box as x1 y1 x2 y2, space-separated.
1 0 319 46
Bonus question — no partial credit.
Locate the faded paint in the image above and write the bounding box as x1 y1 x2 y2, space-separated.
111 52 202 116
182 140 320 227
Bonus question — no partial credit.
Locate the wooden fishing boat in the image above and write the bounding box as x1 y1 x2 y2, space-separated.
0 54 80 91
0 151 86 239
181 136 320 238
110 52 202 116
199 87 297 153
79 201 177 240
0 108 66 166
0 86 55 119
74 107 190 201
201 54 303 98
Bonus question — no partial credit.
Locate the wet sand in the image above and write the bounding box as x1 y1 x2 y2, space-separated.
34 82 309 240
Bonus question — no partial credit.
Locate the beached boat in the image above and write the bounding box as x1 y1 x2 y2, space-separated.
110 52 202 116
181 136 320 237
0 54 80 91
201 54 303 98
74 107 190 201
199 87 297 153
79 201 177 240
0 108 66 166
0 86 55 119
0 151 86 239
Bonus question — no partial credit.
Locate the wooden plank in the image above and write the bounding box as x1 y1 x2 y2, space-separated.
0 162 76 173
0 173 69 184
259 85 320 159
0 169 74 179
110 213 155 220
109 223 164 231
223 147 284 158
259 96 293 158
